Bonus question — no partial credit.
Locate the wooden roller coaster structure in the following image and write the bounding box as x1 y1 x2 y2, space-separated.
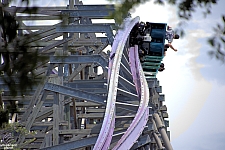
0 0 173 149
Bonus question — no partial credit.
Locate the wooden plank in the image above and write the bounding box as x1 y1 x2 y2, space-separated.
40 132 53 149
68 64 88 82
159 105 167 111
20 144 41 149
16 16 61 20
69 135 86 142
162 112 168 118
18 102 52 108
33 139 45 142
2 96 32 101
33 121 68 126
65 103 71 129
19 25 57 30
19 107 52 112
26 132 46 138
75 102 104 107
5 5 115 12
43 33 62 42
45 133 53 148
77 113 104 119
34 67 48 76
59 129 91 135
86 108 105 113
68 40 104 46
35 107 53 122
86 124 97 129
20 121 68 127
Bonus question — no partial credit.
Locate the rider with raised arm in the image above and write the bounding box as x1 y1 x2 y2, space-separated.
165 26 179 52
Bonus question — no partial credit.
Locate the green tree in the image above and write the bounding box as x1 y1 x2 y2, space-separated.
0 122 36 149
0 0 47 96
0 0 48 131
0 92 8 127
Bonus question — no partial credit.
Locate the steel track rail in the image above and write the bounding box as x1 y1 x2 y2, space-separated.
112 45 150 150
93 17 140 150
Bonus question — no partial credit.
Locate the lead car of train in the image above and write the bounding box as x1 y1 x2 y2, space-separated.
129 22 167 77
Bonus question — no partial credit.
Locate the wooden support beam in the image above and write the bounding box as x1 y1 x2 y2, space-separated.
18 91 48 144
20 144 41 149
20 121 68 127
16 16 61 20
75 102 104 107
77 113 104 119
86 108 105 113
72 98 78 129
68 64 89 82
40 132 53 149
53 92 59 145
35 107 53 122
21 78 48 122
59 129 91 135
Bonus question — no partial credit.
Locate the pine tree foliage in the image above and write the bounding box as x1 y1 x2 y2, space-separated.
0 0 47 96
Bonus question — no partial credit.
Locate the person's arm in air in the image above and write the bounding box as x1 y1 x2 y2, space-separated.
167 26 171 30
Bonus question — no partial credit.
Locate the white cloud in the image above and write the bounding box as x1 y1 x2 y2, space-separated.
132 1 170 23
171 80 225 149
189 29 211 38
170 78 212 140
82 0 111 4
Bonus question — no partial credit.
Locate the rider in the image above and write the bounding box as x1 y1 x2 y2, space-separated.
165 26 179 52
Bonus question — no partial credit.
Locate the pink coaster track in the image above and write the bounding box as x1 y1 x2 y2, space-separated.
94 16 150 150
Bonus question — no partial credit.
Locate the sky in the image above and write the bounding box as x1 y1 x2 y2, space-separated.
10 0 225 149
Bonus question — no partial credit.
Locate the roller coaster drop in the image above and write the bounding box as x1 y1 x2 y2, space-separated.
94 17 172 150
1 1 172 150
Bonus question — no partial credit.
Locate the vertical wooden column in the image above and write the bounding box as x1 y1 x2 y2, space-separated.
53 92 59 145
72 98 78 129
69 0 80 130
52 48 64 144
58 64 64 144
64 102 71 129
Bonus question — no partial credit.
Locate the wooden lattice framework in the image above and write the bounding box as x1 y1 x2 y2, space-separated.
0 0 172 149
